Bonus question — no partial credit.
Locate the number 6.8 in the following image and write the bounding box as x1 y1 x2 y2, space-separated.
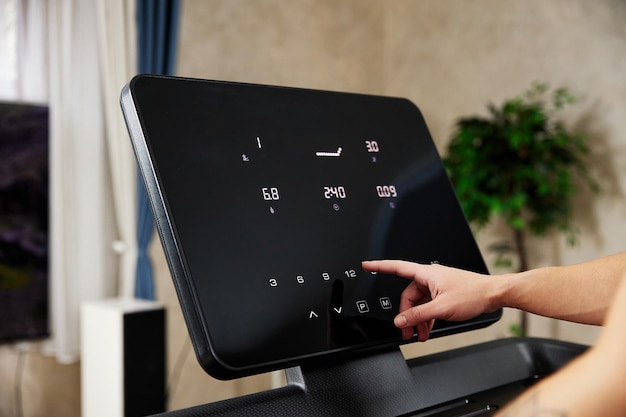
262 187 280 200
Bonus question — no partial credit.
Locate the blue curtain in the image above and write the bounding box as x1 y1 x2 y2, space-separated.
135 0 181 299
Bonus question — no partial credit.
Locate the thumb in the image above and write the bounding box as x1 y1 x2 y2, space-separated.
395 301 440 328
394 304 437 342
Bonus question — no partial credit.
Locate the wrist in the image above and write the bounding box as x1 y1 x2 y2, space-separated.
492 267 554 312
487 271 522 311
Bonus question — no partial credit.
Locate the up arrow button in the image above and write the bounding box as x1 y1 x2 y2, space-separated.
309 311 319 319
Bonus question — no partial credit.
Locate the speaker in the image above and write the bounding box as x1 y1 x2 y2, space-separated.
82 299 166 417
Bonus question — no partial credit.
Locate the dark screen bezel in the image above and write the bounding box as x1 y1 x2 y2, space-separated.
121 75 502 379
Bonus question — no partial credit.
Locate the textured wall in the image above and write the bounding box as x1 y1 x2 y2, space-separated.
378 0 626 359
177 0 386 93
161 0 626 410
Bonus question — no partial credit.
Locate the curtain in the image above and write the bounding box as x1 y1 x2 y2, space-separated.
2 0 136 362
135 0 181 300
95 0 138 300
47 0 119 362
0 0 47 102
3 0 174 361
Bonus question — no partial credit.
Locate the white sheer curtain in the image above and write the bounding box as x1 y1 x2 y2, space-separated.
95 0 138 301
49 0 138 362
47 0 114 362
1 0 138 363
0 0 47 103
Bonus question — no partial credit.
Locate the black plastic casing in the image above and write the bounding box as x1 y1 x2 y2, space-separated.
120 75 502 379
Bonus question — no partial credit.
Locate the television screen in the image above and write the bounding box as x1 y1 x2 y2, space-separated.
0 101 49 342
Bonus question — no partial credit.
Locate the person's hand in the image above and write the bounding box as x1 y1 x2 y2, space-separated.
362 260 498 341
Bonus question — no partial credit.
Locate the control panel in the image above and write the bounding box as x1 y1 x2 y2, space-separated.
122 76 501 379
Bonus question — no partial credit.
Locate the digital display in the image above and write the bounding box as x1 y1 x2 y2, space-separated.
122 76 501 379
261 187 280 201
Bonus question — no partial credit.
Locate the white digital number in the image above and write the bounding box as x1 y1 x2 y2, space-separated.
296 275 305 284
269 278 278 287
262 187 280 200
376 185 397 198
323 186 347 199
365 140 379 153
344 269 357 278
322 272 331 281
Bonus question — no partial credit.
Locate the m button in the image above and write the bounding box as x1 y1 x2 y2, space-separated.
379 297 392 310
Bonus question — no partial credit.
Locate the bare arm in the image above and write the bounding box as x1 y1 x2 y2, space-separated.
497 252 626 325
497 268 626 416
362 252 626 340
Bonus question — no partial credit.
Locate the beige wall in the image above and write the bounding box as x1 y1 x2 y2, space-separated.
2 1 626 415
165 0 626 410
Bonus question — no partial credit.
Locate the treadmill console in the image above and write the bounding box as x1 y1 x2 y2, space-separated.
121 75 501 379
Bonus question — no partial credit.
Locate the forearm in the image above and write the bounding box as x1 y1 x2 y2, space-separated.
497 267 626 416
496 347 626 417
492 252 626 325
361 253 626 339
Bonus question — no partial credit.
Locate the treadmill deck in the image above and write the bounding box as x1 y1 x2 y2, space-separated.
154 337 586 417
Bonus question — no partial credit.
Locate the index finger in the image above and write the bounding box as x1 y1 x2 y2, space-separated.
362 260 430 285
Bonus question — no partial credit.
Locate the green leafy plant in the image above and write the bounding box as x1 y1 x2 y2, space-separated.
443 82 597 336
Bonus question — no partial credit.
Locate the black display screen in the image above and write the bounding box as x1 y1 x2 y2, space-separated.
121 75 500 379
0 102 49 343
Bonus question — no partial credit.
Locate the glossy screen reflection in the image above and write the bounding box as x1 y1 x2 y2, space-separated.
122 76 501 379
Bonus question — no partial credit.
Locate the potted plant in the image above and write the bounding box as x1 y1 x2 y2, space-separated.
443 82 597 336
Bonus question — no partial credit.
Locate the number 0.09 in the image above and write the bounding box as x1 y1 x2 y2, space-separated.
262 187 280 200
376 185 397 198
